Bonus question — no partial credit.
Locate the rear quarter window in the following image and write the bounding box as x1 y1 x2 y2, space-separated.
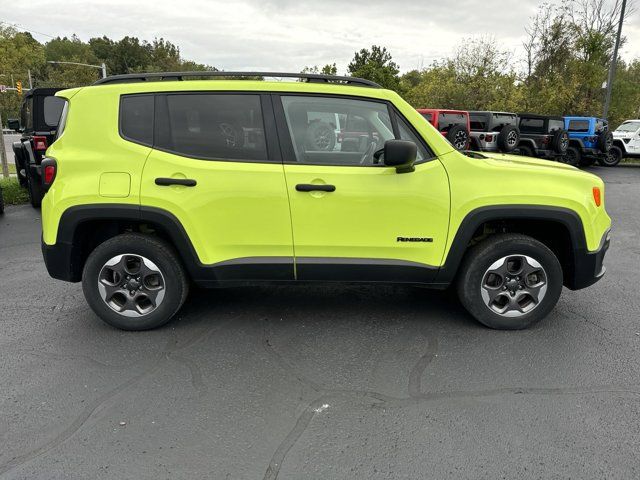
520 118 544 134
568 120 590 132
43 96 66 128
120 95 154 146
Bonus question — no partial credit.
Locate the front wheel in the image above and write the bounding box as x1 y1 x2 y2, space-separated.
82 234 189 331
456 234 563 330
598 145 622 167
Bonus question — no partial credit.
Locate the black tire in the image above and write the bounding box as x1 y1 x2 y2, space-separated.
551 129 569 154
598 145 622 167
82 233 189 331
446 124 469 151
27 174 43 208
456 233 563 330
597 131 613 153
497 125 520 152
517 144 534 157
561 146 581 166
305 121 336 151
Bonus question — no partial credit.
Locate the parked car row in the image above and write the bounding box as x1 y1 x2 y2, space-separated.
417 107 640 168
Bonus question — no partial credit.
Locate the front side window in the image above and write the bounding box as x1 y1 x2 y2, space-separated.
156 94 267 161
43 96 66 128
280 96 395 166
120 95 154 146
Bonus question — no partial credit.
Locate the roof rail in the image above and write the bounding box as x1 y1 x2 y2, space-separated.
93 71 381 88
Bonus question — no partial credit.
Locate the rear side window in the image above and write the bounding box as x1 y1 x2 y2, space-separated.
438 113 466 131
43 96 66 127
519 118 544 134
120 95 154 146
156 93 267 161
568 120 590 132
420 112 433 122
470 114 487 131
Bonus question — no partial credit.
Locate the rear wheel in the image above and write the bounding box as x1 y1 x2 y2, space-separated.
561 146 580 166
82 234 189 331
598 145 622 167
456 234 563 330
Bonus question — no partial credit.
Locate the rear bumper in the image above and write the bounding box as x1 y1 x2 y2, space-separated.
566 229 610 290
42 237 82 282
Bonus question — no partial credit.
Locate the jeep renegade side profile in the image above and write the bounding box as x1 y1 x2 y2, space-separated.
41 72 611 331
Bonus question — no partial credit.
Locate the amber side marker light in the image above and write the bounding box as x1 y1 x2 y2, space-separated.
593 187 602 207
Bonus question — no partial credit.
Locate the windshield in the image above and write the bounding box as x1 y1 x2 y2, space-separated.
616 121 640 133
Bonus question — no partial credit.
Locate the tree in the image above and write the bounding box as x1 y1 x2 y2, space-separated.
301 63 338 75
347 46 400 90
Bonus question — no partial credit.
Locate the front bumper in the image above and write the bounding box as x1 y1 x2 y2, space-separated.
566 229 610 290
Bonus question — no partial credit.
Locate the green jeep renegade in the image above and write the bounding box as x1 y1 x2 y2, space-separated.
40 72 611 331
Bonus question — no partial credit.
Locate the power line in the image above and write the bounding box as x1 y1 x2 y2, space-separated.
0 20 56 39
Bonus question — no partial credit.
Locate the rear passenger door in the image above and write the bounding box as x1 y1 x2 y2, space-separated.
137 92 294 280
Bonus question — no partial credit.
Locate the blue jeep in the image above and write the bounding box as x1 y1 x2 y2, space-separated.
563 116 614 167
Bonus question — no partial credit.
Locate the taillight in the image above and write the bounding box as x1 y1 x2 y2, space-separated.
33 135 48 152
41 157 57 191
592 187 602 207
485 134 493 142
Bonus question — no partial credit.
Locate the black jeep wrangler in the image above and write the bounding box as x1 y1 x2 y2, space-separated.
9 88 64 207
469 111 520 153
515 114 569 161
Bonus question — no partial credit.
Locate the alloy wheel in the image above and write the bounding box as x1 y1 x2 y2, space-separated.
97 254 166 317
480 254 548 317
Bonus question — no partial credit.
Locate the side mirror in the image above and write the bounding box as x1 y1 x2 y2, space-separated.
7 119 21 132
382 139 417 173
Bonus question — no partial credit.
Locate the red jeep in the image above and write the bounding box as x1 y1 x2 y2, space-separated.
417 108 471 151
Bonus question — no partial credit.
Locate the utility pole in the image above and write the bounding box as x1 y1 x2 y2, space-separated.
603 0 627 119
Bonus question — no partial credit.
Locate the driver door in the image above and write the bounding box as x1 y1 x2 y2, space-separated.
274 94 450 282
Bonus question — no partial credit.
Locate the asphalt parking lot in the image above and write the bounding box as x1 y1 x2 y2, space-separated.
1 165 639 479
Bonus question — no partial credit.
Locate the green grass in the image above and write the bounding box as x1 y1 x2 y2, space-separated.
8 164 16 174
622 157 640 165
0 177 28 205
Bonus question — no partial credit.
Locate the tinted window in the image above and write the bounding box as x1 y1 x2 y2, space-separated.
21 97 33 130
43 96 66 127
470 114 487 131
438 113 466 131
157 94 267 161
519 118 544 134
548 120 564 132
120 95 154 145
281 96 395 166
491 114 518 132
568 120 590 132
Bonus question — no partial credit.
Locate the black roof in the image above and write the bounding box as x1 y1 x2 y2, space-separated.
93 71 381 88
518 113 564 121
24 87 63 98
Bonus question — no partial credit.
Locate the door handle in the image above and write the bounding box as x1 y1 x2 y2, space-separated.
155 177 197 187
295 184 336 192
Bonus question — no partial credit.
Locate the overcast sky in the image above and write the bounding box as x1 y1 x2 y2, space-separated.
4 0 640 74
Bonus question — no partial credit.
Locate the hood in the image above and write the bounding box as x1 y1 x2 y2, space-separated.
466 151 577 171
